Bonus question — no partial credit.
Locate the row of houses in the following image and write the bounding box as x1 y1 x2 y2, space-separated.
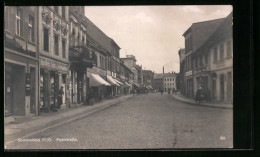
4 6 144 117
153 71 177 93
178 11 233 103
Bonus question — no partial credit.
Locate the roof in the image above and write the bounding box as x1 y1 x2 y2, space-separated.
183 18 225 53
82 16 120 55
154 73 176 79
193 11 233 56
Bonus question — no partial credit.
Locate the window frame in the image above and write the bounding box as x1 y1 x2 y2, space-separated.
54 33 59 56
28 15 34 42
43 27 49 52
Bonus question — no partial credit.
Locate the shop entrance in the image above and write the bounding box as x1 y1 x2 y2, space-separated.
5 62 25 116
220 74 225 101
30 67 36 114
5 66 13 116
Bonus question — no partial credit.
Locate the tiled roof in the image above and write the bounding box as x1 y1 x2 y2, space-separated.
83 16 117 54
194 11 233 55
154 73 176 79
183 18 225 53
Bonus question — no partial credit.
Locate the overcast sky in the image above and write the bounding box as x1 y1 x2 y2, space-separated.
85 5 232 73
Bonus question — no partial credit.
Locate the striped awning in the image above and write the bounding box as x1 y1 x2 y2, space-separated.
114 79 123 85
90 73 111 87
106 75 120 86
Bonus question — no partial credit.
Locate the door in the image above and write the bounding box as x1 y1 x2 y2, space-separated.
30 67 36 114
220 74 225 101
227 72 232 102
5 70 13 116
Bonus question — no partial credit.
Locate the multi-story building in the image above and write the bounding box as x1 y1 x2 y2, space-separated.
153 74 164 92
163 73 177 92
192 12 233 103
182 17 225 98
135 64 143 85
4 6 39 116
142 70 154 88
178 48 185 94
82 14 124 101
38 6 70 111
121 55 140 89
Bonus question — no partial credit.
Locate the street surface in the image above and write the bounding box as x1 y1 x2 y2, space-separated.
8 93 233 149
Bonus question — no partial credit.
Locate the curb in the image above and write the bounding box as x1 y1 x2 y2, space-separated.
5 95 134 148
171 95 233 110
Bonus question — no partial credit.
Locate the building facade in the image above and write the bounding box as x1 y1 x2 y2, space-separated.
142 70 154 89
4 6 39 116
38 6 70 111
163 73 177 92
192 12 233 103
182 18 225 98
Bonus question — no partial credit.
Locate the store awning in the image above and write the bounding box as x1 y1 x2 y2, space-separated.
90 73 111 87
125 82 131 87
107 75 120 86
133 83 140 88
114 79 123 85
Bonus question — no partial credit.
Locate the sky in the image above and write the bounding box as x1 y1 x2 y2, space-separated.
85 5 233 73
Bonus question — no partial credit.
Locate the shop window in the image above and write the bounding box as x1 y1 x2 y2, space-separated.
43 27 49 52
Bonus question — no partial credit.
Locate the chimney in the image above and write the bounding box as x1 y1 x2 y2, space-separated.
163 67 164 74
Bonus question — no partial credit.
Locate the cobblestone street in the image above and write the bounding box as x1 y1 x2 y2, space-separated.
8 93 233 149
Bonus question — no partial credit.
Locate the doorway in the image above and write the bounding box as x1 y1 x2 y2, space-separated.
220 74 225 101
5 67 13 116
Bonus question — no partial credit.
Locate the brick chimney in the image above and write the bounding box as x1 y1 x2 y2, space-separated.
163 66 164 74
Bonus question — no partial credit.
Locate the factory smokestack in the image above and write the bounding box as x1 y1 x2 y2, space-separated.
163 66 164 74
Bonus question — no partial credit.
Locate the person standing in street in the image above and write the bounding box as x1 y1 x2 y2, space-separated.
57 86 64 109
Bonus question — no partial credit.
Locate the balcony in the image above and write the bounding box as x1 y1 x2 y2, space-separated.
69 46 96 68
4 31 37 58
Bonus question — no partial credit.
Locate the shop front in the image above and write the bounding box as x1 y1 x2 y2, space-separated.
39 57 69 112
5 40 39 117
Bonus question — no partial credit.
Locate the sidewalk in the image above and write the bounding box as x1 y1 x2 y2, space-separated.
5 94 134 146
171 93 233 109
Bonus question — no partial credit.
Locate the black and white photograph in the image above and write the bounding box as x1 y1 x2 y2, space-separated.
4 5 233 149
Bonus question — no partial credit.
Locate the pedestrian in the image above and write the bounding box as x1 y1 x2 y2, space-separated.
66 89 71 109
57 86 64 109
195 86 204 104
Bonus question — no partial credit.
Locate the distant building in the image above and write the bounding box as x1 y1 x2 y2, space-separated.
153 72 177 92
163 73 177 92
142 70 154 88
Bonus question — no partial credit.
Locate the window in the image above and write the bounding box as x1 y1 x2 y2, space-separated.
62 6 66 19
200 55 203 66
28 15 34 42
170 78 171 81
220 44 224 59
54 6 59 14
165 78 166 81
54 34 59 55
226 41 231 57
205 54 208 65
16 8 22 36
62 39 66 58
214 47 218 62
100 56 102 67
190 36 193 50
43 27 49 52
195 57 198 68
5 7 9 29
